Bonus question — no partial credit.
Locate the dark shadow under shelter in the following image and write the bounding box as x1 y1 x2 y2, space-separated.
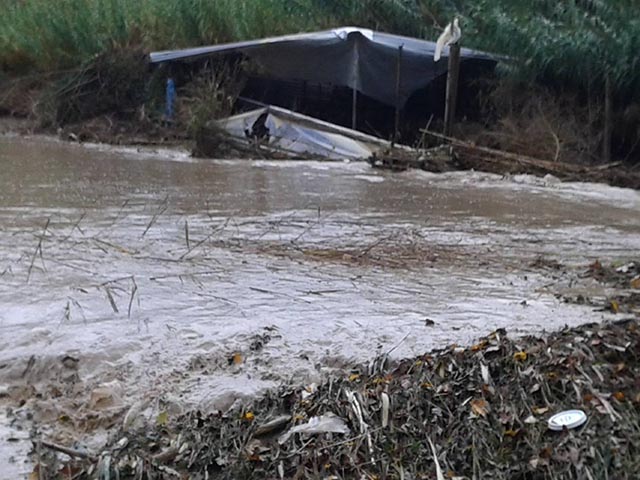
150 27 499 144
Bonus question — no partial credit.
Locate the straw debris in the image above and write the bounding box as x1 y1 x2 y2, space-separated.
566 260 640 316
43 316 640 479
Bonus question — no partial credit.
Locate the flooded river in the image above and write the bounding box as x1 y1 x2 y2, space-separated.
1 135 639 475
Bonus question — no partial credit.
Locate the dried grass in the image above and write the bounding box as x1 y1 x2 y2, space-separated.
464 82 602 165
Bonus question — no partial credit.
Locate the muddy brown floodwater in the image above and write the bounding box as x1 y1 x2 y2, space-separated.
1 134 639 477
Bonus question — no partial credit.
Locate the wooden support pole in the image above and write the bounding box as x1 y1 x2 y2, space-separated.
352 87 358 130
351 41 359 131
443 43 461 138
301 80 307 112
394 45 404 143
603 72 612 163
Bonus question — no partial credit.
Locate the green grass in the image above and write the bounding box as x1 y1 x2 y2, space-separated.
0 1 321 71
0 0 638 97
0 0 441 72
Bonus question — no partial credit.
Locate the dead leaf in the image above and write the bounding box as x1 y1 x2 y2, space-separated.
630 277 640 289
244 411 255 422
482 383 495 396
156 411 169 426
245 438 269 458
427 437 446 480
529 455 550 469
539 446 553 458
513 351 528 361
498 411 513 424
471 398 489 417
58 414 71 423
610 300 620 313
532 406 549 415
613 391 625 401
529 457 542 469
231 353 243 365
348 373 360 382
504 429 520 437
480 363 491 384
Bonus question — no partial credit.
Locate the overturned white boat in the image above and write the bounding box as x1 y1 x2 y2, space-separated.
198 105 399 160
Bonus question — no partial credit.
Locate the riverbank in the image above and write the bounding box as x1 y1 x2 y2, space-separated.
31 312 640 479
2 39 639 188
2 1 639 194
371 140 640 191
3 112 640 190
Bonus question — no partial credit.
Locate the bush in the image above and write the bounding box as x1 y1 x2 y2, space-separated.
178 60 247 137
38 47 148 127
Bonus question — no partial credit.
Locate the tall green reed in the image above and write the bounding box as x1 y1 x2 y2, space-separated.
0 0 638 96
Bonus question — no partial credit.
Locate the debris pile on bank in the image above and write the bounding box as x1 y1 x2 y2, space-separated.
369 134 640 190
582 260 640 315
41 315 640 479
368 144 456 172
41 48 148 128
584 260 639 290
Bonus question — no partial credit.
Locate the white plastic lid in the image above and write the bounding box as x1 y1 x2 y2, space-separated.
547 410 587 431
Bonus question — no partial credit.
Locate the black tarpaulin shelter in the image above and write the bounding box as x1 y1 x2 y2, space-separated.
149 27 498 109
